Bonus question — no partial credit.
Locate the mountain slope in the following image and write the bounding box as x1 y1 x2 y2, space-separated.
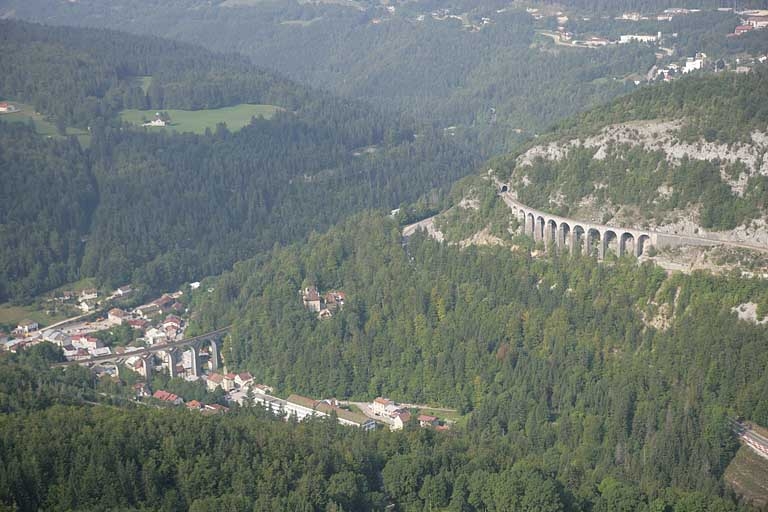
0 21 479 301
496 68 768 243
187 208 768 508
0 0 664 153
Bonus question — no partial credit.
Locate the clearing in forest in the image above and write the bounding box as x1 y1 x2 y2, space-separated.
0 101 91 146
120 104 281 134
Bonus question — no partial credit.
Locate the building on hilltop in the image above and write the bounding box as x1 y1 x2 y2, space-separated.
418 414 439 428
392 411 411 430
301 287 322 312
324 291 346 311
372 397 394 416
153 390 183 405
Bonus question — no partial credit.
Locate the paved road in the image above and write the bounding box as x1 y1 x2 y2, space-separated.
732 420 768 460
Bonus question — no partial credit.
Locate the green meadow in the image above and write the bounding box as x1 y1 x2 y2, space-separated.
0 101 91 146
120 104 281 134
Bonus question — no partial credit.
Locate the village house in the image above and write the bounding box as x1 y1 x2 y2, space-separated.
142 113 168 127
392 411 411 431
144 327 167 345
127 318 148 331
317 309 334 320
108 308 127 326
285 394 320 421
135 303 161 319
301 287 322 312
71 334 103 351
43 329 71 346
203 404 229 414
115 285 133 297
79 288 98 301
90 347 112 357
315 401 377 430
186 400 203 411
683 54 706 73
223 373 237 391
235 372 254 388
619 33 659 44
0 102 15 113
418 414 440 428
134 382 150 398
152 294 175 310
16 319 39 335
163 315 182 331
153 390 183 405
253 383 274 394
63 346 89 360
206 372 225 391
747 16 768 29
324 291 346 311
735 25 754 35
372 397 394 416
581 36 610 47
126 356 150 378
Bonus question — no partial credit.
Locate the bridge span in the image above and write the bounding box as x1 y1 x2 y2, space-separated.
498 186 724 259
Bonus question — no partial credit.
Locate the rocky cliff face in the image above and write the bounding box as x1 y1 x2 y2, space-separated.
510 119 768 246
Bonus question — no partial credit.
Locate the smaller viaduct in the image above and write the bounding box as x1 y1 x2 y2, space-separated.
52 327 230 380
498 185 720 259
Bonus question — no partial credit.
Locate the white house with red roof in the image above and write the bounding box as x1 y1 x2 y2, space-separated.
206 373 225 391
163 315 182 330
235 372 254 388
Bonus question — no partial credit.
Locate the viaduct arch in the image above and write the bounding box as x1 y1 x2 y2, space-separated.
498 185 718 259
52 328 231 379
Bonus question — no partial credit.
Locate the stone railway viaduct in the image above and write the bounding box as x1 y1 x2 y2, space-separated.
498 185 724 259
53 327 230 380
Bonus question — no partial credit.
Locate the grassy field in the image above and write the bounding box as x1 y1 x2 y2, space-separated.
0 101 91 146
120 104 281 134
725 445 768 508
0 277 98 330
416 406 468 427
280 17 323 26
0 303 70 330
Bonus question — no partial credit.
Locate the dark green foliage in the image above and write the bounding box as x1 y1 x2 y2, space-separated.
0 20 480 301
0 123 96 302
0 344 96 413
1 211 766 510
504 68 768 229
187 212 768 507
0 20 314 129
1 2 660 154
553 67 768 144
